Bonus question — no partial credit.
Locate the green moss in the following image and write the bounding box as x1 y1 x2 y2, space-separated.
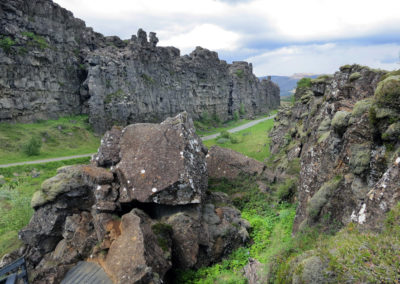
239 103 246 115
379 69 400 82
0 36 15 54
349 72 362 82
21 31 48 50
349 144 371 175
311 74 333 84
300 90 313 104
31 166 82 208
141 73 154 84
331 111 350 134
382 122 400 141
351 98 373 117
104 89 125 104
318 117 331 132
307 176 342 221
317 131 330 143
374 75 400 110
339 64 352 71
235 69 244 78
151 223 172 252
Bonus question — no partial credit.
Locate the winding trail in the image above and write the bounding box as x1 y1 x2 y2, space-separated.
0 115 276 168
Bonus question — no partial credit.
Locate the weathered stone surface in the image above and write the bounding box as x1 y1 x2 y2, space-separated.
92 126 122 167
243 258 267 284
268 64 400 234
0 1 280 133
206 145 265 180
115 112 207 205
16 112 250 283
105 209 171 284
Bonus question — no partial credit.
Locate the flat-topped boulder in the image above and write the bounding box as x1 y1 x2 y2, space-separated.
206 146 265 180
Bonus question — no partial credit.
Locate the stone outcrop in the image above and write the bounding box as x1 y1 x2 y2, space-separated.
268 64 400 233
10 113 250 283
0 0 280 133
206 145 265 180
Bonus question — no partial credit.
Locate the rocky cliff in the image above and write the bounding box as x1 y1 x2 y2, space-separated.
269 64 400 233
0 0 280 133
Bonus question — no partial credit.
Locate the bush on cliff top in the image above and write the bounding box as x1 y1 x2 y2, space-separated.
374 75 400 110
296 78 312 89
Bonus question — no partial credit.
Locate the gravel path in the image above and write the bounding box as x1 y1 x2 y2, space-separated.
0 115 276 168
201 114 276 141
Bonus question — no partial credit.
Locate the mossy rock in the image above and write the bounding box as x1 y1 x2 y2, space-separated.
31 165 84 208
293 255 326 284
351 98 373 118
331 111 351 135
349 144 371 175
311 75 333 84
318 117 331 132
349 72 362 82
300 90 314 104
307 176 342 221
382 122 400 141
374 75 400 110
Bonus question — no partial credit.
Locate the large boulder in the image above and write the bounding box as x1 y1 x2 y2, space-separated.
100 112 208 205
105 209 171 283
206 146 265 179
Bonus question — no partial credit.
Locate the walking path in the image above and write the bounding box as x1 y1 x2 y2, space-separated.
0 115 276 168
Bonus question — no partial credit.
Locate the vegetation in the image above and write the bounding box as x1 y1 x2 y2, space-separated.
235 69 244 78
0 36 15 54
21 31 48 50
204 118 275 161
104 89 125 104
349 72 362 82
0 157 90 257
0 115 99 164
296 78 312 88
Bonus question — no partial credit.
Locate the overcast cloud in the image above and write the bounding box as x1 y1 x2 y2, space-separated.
54 0 400 76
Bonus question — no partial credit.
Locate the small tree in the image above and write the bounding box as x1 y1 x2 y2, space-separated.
23 137 42 156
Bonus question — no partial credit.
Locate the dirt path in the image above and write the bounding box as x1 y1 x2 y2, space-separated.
0 115 276 168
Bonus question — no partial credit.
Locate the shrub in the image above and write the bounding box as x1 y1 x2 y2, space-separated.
233 110 239 121
220 130 230 139
349 144 371 175
0 36 15 54
351 98 373 117
230 135 239 144
276 179 296 201
239 103 246 115
216 138 230 144
23 137 42 156
235 69 244 78
296 78 312 88
21 31 48 50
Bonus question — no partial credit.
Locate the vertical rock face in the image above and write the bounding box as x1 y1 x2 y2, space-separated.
0 0 280 133
85 33 280 133
268 64 400 233
14 113 250 283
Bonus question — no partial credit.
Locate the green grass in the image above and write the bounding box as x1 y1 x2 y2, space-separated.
195 111 277 136
0 115 100 164
0 157 90 257
203 118 275 161
175 177 297 283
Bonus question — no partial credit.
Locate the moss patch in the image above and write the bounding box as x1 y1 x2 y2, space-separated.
349 144 371 175
374 75 400 110
307 176 342 221
349 72 362 82
331 111 350 135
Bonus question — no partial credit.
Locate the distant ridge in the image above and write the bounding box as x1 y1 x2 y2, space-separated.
260 74 319 97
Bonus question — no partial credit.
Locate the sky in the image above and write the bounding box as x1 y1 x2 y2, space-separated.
54 0 400 76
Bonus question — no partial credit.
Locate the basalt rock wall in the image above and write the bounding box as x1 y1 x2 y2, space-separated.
0 0 280 133
269 64 400 234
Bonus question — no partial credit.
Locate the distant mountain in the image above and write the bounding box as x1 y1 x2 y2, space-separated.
260 74 320 97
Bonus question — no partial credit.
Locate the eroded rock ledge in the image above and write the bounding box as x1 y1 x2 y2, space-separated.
13 113 250 283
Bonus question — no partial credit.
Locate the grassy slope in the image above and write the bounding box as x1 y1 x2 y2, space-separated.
203 118 275 161
0 157 90 257
0 115 100 164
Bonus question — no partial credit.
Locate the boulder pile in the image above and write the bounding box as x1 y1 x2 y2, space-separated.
15 112 250 283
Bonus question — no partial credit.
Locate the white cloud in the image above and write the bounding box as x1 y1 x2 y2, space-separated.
159 24 240 54
247 43 400 76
